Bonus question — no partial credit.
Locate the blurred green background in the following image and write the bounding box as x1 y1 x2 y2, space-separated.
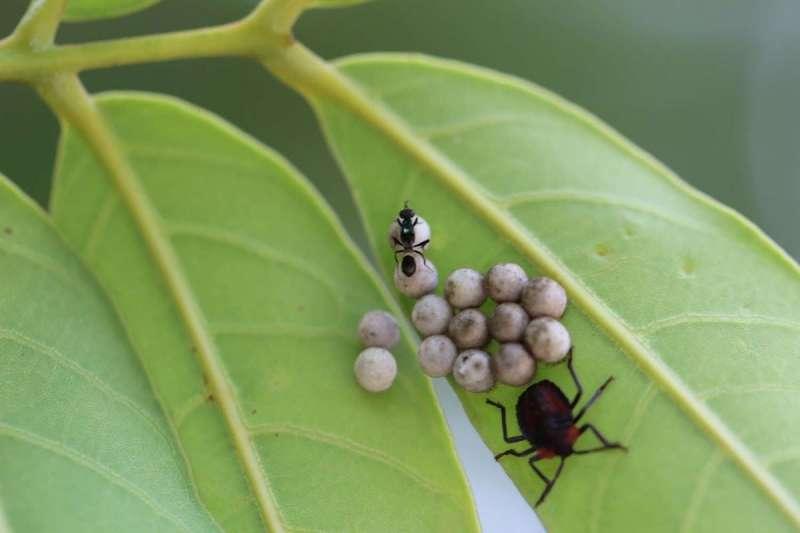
1 0 798 258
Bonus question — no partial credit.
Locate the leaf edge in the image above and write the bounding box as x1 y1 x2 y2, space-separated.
63 0 161 23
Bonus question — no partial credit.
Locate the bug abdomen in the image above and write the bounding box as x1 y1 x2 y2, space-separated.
516 380 573 444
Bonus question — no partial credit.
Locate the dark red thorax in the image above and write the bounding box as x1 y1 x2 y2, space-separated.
516 380 580 457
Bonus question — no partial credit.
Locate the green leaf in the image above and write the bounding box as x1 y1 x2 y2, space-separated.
0 176 218 532
311 53 800 531
63 0 159 22
50 92 479 532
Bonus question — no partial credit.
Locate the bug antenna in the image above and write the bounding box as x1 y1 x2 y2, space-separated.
404 200 409 208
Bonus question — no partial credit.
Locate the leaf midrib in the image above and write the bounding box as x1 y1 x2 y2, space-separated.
48 85 481 533
293 50 800 526
44 81 286 533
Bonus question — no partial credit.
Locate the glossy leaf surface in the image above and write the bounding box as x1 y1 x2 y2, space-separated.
0 176 218 532
313 53 800 532
50 93 478 532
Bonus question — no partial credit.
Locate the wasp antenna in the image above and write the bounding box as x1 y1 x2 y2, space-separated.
404 200 410 208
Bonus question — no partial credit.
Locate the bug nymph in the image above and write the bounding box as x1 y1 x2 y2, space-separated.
486 350 626 507
391 202 430 269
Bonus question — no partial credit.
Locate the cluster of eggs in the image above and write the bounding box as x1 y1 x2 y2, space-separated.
411 267 569 392
389 205 572 393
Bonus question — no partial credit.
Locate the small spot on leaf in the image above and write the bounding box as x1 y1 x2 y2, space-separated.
3 227 12 235
680 257 696 276
594 243 610 257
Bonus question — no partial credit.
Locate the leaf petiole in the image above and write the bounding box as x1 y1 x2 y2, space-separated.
0 0 308 83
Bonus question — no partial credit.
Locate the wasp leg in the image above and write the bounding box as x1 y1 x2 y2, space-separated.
494 446 535 461
412 242 430 266
573 377 614 423
533 456 565 507
564 349 582 408
486 399 526 444
409 248 432 270
573 424 627 454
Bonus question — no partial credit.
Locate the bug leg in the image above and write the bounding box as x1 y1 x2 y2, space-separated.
533 456 566 507
528 455 551 485
411 249 432 270
413 239 430 250
566 349 582 408
494 446 535 461
573 376 614 423
486 399 526 444
573 424 627 454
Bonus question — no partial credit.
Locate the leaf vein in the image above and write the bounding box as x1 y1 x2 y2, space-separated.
765 447 800 469
209 322 351 341
125 143 266 173
166 221 346 321
499 189 709 233
699 384 800 401
589 383 658 533
250 423 450 498
0 422 192 533
417 113 537 140
0 238 83 289
679 449 725 533
637 312 800 337
0 327 174 448
173 392 211 430
83 192 118 261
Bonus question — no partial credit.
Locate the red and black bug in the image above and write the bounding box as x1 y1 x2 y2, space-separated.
486 350 626 507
